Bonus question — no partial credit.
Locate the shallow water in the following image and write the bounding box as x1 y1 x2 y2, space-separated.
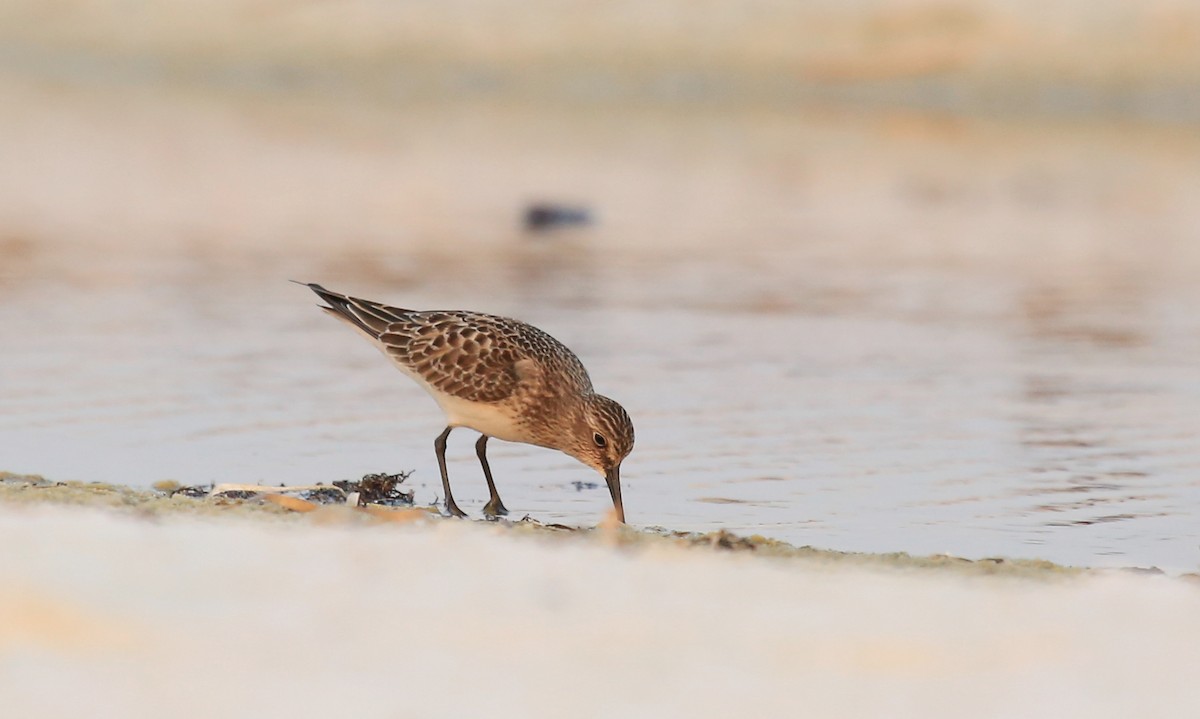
1 74 1198 569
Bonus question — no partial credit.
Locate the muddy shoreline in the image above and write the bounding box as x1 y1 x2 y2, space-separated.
6 471 1184 581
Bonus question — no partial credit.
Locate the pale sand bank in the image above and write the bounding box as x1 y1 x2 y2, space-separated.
3 473 1199 717
4 0 1199 121
0 473 1083 577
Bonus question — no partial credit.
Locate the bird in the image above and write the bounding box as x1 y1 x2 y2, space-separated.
299 282 634 522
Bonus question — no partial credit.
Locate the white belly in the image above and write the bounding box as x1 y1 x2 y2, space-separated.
435 393 529 443
387 364 525 443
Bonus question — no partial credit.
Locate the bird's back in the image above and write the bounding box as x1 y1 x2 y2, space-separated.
380 310 593 404
304 284 593 406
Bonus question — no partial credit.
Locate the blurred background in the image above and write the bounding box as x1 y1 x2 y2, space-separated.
1 0 1198 568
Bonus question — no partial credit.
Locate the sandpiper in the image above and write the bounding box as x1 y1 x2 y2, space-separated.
300 283 634 522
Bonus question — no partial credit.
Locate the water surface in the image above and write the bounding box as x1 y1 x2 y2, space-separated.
1 74 1198 568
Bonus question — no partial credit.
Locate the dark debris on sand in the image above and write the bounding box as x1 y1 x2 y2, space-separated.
334 472 415 507
169 484 212 499
156 471 414 508
299 487 350 504
215 491 258 501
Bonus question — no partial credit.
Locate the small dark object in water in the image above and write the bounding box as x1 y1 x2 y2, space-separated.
523 203 591 232
334 471 414 507
571 481 600 492
171 484 213 499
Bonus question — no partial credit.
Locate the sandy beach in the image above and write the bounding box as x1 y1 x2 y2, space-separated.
2 473 1199 718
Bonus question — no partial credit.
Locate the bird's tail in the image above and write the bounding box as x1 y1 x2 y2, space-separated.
293 281 412 339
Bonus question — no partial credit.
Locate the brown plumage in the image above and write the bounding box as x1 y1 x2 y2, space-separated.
300 282 634 522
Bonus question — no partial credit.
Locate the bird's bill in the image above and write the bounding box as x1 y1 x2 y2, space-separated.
605 464 625 524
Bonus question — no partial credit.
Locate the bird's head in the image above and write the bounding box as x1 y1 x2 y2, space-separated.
566 394 634 523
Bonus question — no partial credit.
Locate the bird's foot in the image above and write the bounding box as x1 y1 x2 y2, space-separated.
483 498 509 518
444 501 468 519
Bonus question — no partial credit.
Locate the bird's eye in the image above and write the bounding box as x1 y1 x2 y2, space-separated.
593 433 607 448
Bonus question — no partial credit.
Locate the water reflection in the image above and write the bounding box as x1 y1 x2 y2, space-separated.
1012 275 1193 548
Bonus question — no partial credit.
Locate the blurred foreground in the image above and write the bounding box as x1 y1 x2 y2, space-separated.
2 493 1198 718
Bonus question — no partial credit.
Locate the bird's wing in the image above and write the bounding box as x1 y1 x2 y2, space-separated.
379 312 527 403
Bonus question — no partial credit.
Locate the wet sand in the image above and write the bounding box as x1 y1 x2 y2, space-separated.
3 471 1200 718
0 472 1084 577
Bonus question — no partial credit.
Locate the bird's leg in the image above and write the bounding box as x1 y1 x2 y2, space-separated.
434 426 467 518
476 435 509 517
